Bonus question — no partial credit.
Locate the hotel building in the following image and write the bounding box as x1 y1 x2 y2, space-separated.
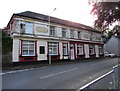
6 11 104 62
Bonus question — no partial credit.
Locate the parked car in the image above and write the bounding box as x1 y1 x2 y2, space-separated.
105 52 116 57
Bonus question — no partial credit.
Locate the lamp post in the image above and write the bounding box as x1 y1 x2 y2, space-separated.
48 8 56 65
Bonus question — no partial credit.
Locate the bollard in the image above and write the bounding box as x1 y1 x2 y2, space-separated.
112 69 116 89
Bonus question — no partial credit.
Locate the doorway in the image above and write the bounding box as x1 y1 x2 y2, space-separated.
70 44 75 60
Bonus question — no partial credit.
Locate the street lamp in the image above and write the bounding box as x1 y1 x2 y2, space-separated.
48 8 56 65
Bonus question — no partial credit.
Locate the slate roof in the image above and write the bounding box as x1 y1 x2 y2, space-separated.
14 11 101 33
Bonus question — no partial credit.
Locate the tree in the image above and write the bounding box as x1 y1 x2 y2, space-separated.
2 30 12 54
89 1 120 31
112 25 120 38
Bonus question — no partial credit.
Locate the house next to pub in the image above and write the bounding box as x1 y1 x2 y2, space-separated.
104 36 120 56
5 11 104 63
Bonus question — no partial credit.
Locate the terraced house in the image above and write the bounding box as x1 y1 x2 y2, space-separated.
5 11 104 63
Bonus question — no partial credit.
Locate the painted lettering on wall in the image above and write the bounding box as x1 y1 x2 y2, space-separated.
36 26 48 33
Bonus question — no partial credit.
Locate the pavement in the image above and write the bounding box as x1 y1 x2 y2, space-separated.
2 57 119 90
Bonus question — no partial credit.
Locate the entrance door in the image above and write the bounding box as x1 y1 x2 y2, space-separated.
70 44 75 60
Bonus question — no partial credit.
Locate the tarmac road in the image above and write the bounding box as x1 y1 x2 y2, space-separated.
2 58 119 90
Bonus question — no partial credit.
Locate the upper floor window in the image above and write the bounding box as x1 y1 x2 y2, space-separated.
50 26 56 36
26 22 33 34
22 41 34 56
70 30 74 38
62 28 67 38
20 22 33 34
78 31 81 39
89 45 95 55
77 44 84 55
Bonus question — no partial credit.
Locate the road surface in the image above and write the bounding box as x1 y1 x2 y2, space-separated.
2 58 119 89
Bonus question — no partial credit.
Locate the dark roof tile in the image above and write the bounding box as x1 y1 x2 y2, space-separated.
15 11 101 33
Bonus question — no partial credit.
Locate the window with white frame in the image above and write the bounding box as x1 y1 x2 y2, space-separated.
50 26 56 36
89 45 95 55
78 31 81 39
22 41 35 56
26 22 33 34
77 44 84 55
70 29 74 38
63 43 68 55
20 22 33 34
62 28 67 38
48 42 58 55
99 45 103 54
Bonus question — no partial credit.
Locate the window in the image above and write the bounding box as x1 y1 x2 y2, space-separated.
89 45 95 55
25 22 33 34
77 44 84 55
99 45 103 54
40 46 45 54
78 31 81 39
62 28 67 38
20 23 25 33
70 30 74 38
48 42 58 55
22 41 34 56
63 43 68 55
50 26 56 36
20 22 33 34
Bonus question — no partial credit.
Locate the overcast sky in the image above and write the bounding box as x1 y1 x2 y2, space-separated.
0 0 95 29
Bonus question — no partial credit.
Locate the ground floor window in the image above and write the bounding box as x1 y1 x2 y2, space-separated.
48 42 58 55
89 45 95 55
99 45 103 55
40 46 45 54
77 44 84 55
63 43 68 55
22 40 35 56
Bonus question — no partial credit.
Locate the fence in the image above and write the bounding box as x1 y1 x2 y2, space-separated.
77 64 120 90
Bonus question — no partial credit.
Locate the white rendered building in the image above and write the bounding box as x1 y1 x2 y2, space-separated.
6 11 104 62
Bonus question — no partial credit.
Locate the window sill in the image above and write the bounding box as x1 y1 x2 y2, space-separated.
89 54 95 56
99 54 104 55
63 55 69 56
47 55 60 56
20 55 37 57
77 54 85 56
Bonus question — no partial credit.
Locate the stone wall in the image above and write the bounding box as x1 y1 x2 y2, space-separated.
2 52 12 66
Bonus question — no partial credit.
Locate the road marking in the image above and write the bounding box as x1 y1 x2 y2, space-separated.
0 68 36 75
78 70 114 91
40 68 78 79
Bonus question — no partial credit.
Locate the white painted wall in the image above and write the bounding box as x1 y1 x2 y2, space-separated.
34 24 49 35
67 28 70 38
13 38 19 62
74 30 78 39
59 42 63 59
75 43 77 58
95 45 99 57
81 31 90 40
37 40 47 60
63 56 68 59
84 44 89 58
56 27 62 37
